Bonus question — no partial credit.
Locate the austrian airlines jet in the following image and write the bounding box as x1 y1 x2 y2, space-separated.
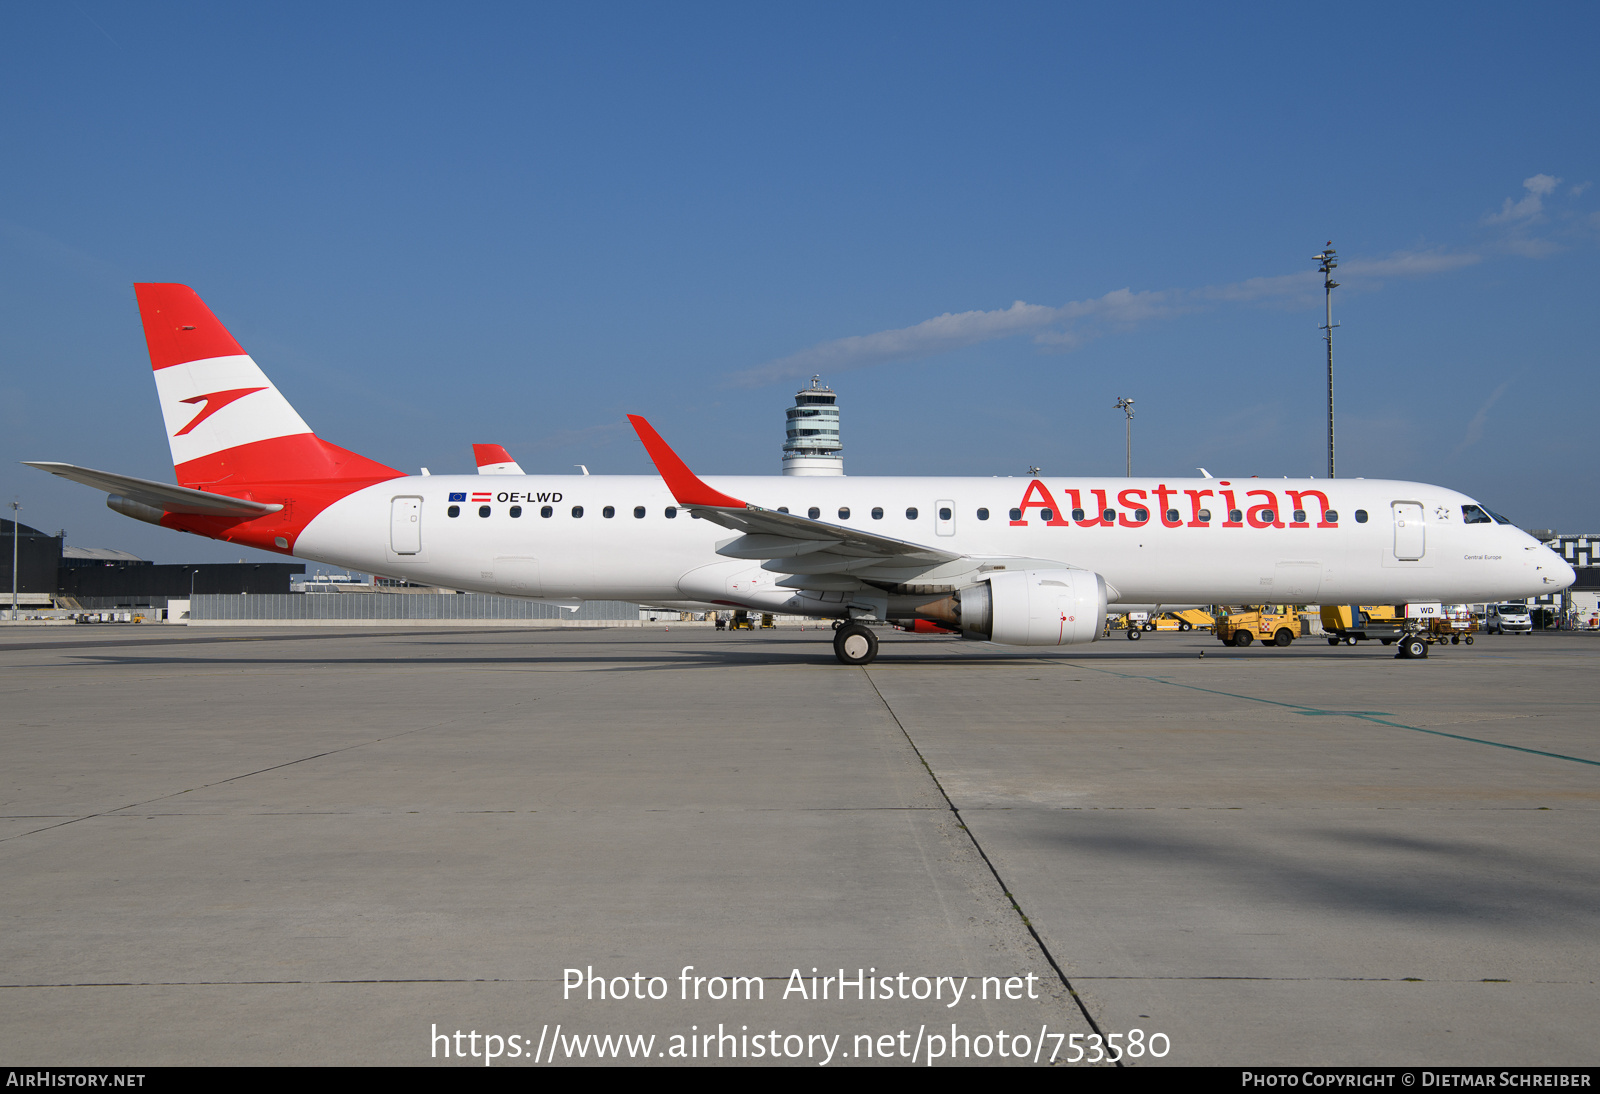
27 285 1575 665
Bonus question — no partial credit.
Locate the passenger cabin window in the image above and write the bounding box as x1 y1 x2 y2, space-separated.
838 507 850 519
665 507 677 519
871 507 883 520
447 505 460 518
633 506 646 518
1008 508 1021 521
1104 509 1117 522
1325 510 1339 523
1133 508 1149 522
1354 510 1368 523
1197 509 1211 522
1292 509 1306 523
777 507 789 514
1227 509 1242 523
510 505 522 518
572 506 584 518
906 507 919 520
541 506 553 518
1165 509 1180 523
1039 508 1054 522
603 506 615 518
939 507 953 521
478 506 491 518
977 508 989 521
808 507 820 519
1072 508 1086 521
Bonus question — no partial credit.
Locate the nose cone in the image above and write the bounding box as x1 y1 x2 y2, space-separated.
1541 546 1576 590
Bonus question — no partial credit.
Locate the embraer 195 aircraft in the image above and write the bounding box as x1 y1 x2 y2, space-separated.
27 285 1575 665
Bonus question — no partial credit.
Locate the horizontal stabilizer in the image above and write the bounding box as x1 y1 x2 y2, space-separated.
22 461 283 517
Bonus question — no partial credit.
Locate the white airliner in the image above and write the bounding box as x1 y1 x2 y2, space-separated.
27 284 1574 664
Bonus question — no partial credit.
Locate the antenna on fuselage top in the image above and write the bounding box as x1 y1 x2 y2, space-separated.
576 465 589 475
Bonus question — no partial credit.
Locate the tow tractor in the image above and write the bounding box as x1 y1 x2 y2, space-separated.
1320 603 1461 658
1214 606 1301 648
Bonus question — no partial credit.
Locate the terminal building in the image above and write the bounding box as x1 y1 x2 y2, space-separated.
1 518 303 612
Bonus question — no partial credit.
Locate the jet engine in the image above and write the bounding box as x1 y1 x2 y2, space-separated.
913 569 1106 646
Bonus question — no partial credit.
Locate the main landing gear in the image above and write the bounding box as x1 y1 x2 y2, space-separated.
833 622 880 665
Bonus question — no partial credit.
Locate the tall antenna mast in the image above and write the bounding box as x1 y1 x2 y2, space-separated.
1114 397 1135 476
1314 243 1340 478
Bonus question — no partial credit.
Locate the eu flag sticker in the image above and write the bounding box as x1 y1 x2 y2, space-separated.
448 492 466 502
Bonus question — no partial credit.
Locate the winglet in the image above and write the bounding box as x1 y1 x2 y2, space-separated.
627 415 747 508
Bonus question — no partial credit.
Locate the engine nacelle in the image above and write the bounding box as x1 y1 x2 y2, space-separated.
952 569 1106 646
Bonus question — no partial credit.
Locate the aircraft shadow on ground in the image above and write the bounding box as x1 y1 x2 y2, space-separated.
1003 809 1598 928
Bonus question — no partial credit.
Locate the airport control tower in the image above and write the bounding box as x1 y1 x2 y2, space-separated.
781 376 844 476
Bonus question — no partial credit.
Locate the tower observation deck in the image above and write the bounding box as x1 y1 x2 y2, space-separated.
781 376 844 476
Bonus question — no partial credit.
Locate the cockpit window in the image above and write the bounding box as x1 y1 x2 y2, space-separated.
1462 505 1494 524
1489 510 1516 526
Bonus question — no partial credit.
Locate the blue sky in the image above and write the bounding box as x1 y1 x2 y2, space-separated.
3 2 1597 562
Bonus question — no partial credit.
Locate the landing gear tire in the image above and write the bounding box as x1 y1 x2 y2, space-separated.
1273 629 1294 647
1127 628 1142 640
834 623 879 665
1397 636 1428 659
831 619 843 631
1232 631 1253 648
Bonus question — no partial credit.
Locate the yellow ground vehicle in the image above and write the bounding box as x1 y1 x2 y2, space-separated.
1214 607 1300 648
1320 604 1460 657
1166 609 1215 632
1119 608 1214 639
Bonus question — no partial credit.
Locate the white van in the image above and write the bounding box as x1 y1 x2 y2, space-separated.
1485 603 1532 634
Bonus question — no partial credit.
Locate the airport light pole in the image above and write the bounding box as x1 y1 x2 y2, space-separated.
1314 244 1340 478
10 502 19 621
1115 397 1135 476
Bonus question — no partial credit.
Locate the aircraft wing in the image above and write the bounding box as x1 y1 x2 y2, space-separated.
627 416 961 583
22 461 284 517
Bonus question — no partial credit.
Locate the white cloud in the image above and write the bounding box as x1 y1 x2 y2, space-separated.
1343 250 1481 277
729 297 1080 387
727 246 1481 387
1455 379 1514 455
1487 173 1562 223
517 419 633 453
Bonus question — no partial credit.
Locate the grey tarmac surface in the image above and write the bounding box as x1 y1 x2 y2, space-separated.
0 625 1595 1067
